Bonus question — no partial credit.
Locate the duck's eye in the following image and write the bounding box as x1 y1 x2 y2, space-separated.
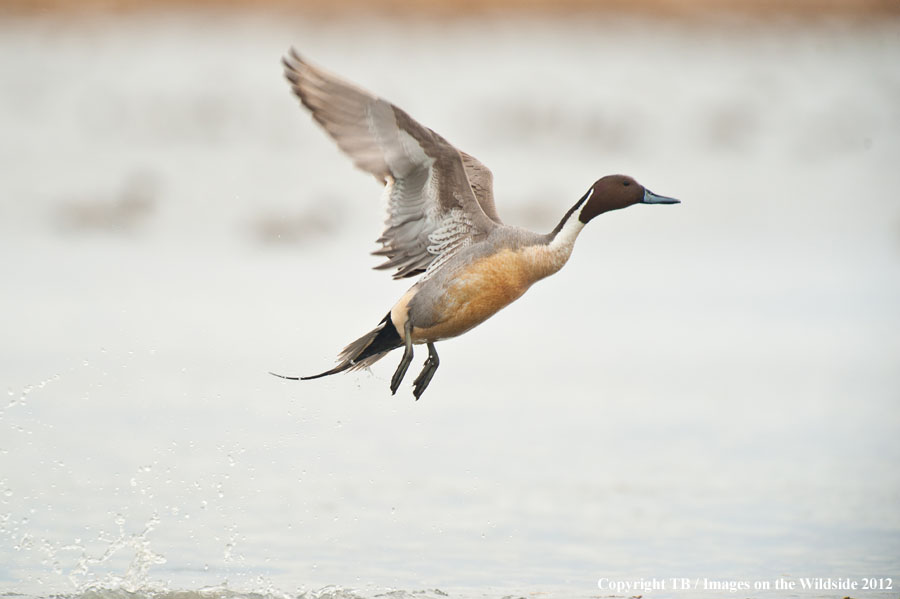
623 180 631 186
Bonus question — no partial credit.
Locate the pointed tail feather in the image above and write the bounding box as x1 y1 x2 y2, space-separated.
271 312 403 381
268 367 347 381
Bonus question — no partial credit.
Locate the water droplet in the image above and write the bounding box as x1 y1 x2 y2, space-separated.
3 489 11 497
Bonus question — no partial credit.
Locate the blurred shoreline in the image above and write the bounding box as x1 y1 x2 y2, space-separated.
4 0 900 19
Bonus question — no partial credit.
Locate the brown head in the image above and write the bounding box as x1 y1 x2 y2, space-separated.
578 174 680 224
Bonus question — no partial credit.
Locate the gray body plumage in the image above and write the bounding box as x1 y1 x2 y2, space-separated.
402 225 551 331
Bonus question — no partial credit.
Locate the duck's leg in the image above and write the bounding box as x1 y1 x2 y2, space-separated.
412 342 440 400
390 320 414 395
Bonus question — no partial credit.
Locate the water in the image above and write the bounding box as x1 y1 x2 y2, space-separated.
1 10 899 599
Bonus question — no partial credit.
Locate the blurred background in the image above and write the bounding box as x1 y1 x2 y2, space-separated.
1 1 899 598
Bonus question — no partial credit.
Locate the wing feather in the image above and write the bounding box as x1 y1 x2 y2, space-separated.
283 49 498 279
459 151 502 224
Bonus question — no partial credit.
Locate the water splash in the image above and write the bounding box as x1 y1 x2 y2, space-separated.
3 375 60 415
296 587 364 599
69 514 167 593
222 523 243 565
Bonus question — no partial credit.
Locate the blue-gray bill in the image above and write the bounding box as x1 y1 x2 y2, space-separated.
642 189 681 204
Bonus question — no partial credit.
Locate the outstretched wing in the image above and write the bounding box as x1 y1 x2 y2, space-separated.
283 49 499 279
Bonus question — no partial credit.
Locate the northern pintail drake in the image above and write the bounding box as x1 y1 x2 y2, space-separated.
274 49 680 399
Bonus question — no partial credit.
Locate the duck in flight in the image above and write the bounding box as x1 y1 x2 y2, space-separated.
274 49 680 399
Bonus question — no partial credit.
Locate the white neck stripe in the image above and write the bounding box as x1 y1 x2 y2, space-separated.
548 208 585 254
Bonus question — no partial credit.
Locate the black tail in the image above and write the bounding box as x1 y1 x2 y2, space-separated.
270 312 403 381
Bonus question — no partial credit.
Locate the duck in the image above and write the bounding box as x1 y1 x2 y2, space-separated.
273 49 680 399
